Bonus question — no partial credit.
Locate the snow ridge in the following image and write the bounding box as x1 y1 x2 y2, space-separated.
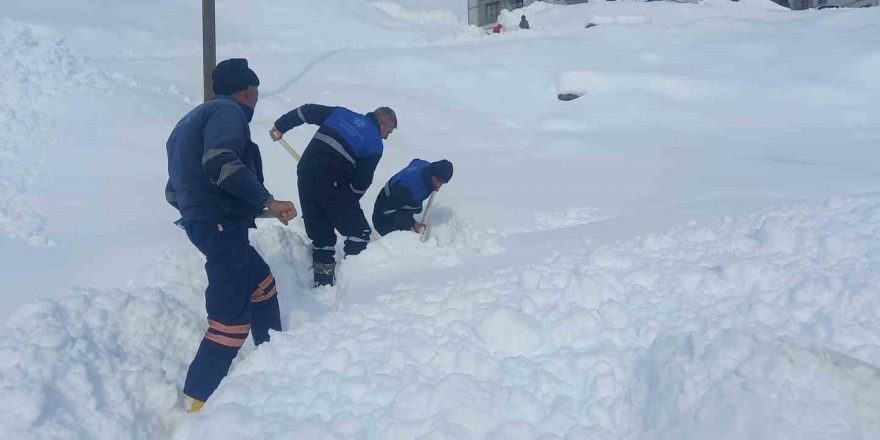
0 20 97 245
0 195 861 439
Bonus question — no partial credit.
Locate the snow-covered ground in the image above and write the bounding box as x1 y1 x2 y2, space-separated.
2 0 880 438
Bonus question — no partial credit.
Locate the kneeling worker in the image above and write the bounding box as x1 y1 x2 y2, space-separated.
373 159 453 236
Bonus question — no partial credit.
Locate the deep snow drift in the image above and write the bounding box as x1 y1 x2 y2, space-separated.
2 0 880 438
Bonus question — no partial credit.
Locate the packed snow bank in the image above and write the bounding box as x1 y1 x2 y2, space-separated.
497 0 788 33
639 332 880 439
0 17 200 322
0 18 187 248
6 194 880 439
0 207 497 439
3 0 476 60
167 195 880 439
0 284 201 438
0 20 102 245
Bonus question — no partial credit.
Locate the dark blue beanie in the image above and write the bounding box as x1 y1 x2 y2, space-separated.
211 58 260 95
429 160 453 183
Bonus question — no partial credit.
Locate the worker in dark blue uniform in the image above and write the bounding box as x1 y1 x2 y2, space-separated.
373 159 453 236
165 58 296 412
270 104 397 286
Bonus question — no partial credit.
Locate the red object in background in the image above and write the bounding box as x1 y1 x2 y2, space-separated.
492 23 502 33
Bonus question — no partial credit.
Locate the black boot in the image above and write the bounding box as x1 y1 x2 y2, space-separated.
313 262 336 287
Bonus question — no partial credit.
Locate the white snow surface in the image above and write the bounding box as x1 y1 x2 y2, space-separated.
2 0 880 438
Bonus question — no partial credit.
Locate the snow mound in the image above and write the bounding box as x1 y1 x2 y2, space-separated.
5 193 880 439
0 284 203 438
167 195 880 439
0 20 100 245
372 2 463 27
722 0 794 11
496 0 792 34
637 331 880 439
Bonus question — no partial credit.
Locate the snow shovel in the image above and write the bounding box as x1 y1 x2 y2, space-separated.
418 191 437 243
257 138 303 218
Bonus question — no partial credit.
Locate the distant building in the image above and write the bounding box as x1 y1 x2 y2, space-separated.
468 0 590 27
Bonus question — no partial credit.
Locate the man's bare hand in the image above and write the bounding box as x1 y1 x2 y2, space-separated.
413 221 426 234
265 198 297 225
269 126 283 141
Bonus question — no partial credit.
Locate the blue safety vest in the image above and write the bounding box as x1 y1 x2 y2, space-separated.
322 108 383 159
390 159 432 203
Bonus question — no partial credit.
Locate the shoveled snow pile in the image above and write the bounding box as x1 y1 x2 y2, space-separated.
4 195 880 439
0 20 104 245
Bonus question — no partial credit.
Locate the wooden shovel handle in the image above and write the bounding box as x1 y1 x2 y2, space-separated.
419 192 436 241
277 138 302 161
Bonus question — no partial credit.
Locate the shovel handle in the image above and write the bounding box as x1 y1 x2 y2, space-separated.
277 138 302 161
419 192 436 242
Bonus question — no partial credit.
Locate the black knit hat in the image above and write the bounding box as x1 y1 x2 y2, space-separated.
211 58 260 95
428 160 453 183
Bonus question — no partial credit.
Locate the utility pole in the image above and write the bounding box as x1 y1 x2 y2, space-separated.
202 0 216 101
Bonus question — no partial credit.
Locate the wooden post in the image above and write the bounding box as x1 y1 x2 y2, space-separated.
202 0 216 102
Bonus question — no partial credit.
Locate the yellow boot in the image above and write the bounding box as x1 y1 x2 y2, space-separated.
186 396 205 413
